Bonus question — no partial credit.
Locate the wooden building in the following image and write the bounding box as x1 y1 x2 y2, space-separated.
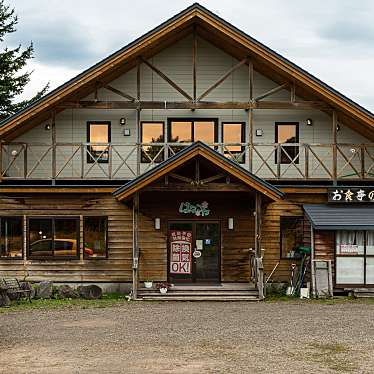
1 4 374 299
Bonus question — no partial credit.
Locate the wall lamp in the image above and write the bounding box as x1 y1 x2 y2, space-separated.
44 123 51 131
155 217 161 230
306 118 313 126
120 117 126 126
228 217 234 230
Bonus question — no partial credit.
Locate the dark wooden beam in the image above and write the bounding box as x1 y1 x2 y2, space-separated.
58 100 330 110
192 25 197 102
143 183 250 192
254 83 288 101
102 84 136 102
140 57 193 101
197 58 248 101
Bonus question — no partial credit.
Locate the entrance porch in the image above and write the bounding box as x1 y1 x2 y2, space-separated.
113 142 284 300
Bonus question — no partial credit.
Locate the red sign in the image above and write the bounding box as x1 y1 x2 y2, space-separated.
170 230 192 274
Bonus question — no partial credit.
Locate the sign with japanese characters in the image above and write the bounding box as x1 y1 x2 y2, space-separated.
178 201 210 216
328 187 374 203
170 230 192 274
340 244 359 254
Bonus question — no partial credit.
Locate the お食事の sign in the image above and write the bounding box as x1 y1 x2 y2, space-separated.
179 201 210 216
328 187 374 203
170 230 192 274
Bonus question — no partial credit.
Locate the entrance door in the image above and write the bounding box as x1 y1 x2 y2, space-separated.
168 222 220 283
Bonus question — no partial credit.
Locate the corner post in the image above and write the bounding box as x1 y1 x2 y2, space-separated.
132 192 140 299
310 224 316 298
255 192 264 299
136 59 141 176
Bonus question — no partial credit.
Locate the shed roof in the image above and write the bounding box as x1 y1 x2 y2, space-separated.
304 204 374 230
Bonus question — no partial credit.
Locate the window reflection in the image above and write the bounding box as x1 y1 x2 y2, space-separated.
141 122 164 163
87 122 111 163
275 123 299 164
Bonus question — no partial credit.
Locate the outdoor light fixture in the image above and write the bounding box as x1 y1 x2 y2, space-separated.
337 124 341 132
155 217 161 230
255 129 263 137
228 217 234 230
120 118 126 126
306 118 313 126
11 150 18 157
44 123 51 131
122 128 131 136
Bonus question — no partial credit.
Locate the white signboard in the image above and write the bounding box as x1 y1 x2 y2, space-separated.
340 244 359 255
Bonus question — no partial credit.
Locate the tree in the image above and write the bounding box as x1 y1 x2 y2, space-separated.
0 1 48 119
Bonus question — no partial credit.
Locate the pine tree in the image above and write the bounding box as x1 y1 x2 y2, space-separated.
0 1 48 119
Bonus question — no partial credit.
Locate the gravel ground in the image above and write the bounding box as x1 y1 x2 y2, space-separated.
1 300 374 373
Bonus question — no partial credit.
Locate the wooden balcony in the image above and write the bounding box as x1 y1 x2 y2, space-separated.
1 141 374 182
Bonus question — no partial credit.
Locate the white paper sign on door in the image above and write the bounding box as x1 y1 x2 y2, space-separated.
170 230 192 274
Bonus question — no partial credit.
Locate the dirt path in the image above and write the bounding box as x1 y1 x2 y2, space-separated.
1 301 374 373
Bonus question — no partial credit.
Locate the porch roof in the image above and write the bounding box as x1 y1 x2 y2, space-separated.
113 142 284 201
304 204 374 230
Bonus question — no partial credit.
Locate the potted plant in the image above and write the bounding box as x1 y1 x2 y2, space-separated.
156 282 172 294
144 273 153 289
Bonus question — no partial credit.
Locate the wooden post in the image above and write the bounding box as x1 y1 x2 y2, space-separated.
254 192 264 299
310 225 315 298
332 110 338 183
136 59 141 176
132 193 139 299
51 110 56 182
192 25 197 103
0 140 2 182
248 57 254 172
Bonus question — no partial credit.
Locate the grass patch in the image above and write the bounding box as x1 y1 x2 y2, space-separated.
305 342 357 372
0 292 131 314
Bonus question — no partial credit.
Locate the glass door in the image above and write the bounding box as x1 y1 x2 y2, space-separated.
168 222 220 283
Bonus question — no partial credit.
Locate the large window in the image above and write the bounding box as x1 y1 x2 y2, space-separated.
168 119 218 155
28 217 79 259
336 230 374 285
83 217 108 259
222 122 245 163
141 122 164 163
0 217 23 258
275 122 299 164
280 216 304 259
87 121 111 163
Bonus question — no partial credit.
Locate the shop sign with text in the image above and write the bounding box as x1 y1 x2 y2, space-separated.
170 230 192 274
328 187 374 203
178 201 210 216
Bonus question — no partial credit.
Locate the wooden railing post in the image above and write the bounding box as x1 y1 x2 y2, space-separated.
360 144 365 179
304 144 309 179
276 144 281 179
24 144 28 179
51 111 56 181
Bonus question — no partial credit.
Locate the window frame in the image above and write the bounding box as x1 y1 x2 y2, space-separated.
167 118 219 143
279 216 304 260
0 216 24 260
83 216 108 260
275 122 299 164
140 121 165 164
221 121 246 164
86 121 111 164
335 230 374 287
27 216 80 260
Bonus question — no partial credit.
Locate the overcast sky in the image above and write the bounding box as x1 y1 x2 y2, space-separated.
5 0 374 112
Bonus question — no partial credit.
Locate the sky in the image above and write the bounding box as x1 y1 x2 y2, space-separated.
5 0 374 112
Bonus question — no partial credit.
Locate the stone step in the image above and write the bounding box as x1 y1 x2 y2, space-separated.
139 295 260 301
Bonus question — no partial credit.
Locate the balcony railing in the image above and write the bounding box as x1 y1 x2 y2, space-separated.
1 142 374 181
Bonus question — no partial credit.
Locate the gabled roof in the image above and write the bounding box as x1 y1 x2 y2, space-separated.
113 141 284 201
0 3 373 139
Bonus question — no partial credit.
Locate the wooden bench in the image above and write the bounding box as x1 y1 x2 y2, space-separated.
2 278 32 304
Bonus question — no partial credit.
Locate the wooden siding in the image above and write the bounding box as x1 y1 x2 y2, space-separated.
0 194 133 282
7 35 368 180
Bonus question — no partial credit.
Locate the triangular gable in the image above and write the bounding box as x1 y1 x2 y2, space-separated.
0 3 373 139
113 142 283 201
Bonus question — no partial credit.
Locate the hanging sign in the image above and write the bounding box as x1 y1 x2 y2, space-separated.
328 187 374 203
170 230 192 274
178 201 210 216
340 244 359 254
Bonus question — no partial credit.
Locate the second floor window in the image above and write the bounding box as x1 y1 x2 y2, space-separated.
141 122 164 163
222 122 245 163
275 122 299 164
87 122 111 163
168 118 218 155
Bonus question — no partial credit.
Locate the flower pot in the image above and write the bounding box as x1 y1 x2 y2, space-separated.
144 281 153 289
159 287 168 294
